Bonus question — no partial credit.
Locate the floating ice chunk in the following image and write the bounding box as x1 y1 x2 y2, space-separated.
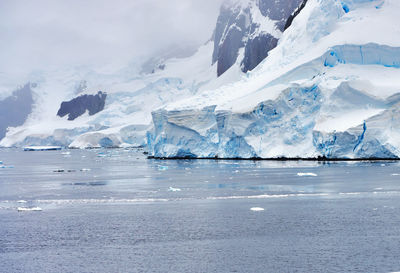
61 151 71 155
23 146 62 151
17 207 42 212
392 174 400 176
297 172 318 177
168 187 181 192
0 165 14 169
17 200 27 203
250 207 264 211
159 166 169 171
0 161 3 164
80 168 91 172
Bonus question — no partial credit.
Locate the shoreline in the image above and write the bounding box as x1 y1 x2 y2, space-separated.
148 156 400 162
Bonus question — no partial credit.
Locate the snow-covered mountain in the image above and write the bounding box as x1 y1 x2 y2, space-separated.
148 0 400 159
0 42 216 148
0 0 301 149
2 0 400 159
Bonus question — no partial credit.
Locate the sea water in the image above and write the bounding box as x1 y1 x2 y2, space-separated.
1 148 400 272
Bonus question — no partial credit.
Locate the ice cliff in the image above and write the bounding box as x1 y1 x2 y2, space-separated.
148 0 400 159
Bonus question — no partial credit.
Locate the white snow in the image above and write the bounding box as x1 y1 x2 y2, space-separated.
314 108 384 133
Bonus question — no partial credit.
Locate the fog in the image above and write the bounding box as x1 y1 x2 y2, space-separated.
0 0 224 79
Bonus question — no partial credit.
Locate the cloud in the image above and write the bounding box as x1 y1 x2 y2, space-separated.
0 0 223 78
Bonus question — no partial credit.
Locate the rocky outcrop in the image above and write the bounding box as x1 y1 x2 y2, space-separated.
212 0 305 76
57 91 107 121
0 83 34 140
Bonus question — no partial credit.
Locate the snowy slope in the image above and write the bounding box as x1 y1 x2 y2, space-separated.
0 0 306 149
148 0 400 159
0 42 229 148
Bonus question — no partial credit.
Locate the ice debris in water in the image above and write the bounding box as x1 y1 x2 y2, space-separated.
0 161 3 164
297 172 318 177
159 166 169 171
391 174 400 176
23 146 62 151
80 168 91 172
168 187 181 192
250 207 265 211
0 165 14 169
17 200 27 203
17 207 42 212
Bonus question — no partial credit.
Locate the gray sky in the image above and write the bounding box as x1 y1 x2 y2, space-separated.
0 0 224 77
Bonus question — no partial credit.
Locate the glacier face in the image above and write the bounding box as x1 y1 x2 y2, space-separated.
149 73 400 159
148 0 400 159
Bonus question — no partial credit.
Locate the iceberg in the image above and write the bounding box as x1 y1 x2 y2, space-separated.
168 187 182 192
23 146 62 151
297 172 318 177
17 207 42 212
250 207 265 211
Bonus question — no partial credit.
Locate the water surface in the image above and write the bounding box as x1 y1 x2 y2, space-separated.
1 148 400 272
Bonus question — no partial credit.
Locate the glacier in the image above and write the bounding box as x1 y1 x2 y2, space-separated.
1 0 400 160
1 0 303 149
148 0 400 159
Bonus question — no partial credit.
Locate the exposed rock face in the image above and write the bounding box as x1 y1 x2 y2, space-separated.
212 0 305 76
242 34 278 72
57 91 107 121
284 0 309 30
212 4 249 76
0 83 34 140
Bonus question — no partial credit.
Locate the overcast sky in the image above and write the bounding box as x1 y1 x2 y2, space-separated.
0 0 224 78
